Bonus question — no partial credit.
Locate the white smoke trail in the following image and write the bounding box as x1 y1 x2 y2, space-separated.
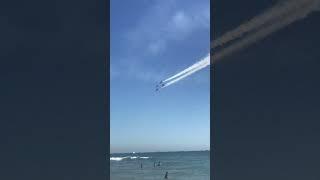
158 0 320 89
162 62 209 88
162 53 210 83
212 1 318 63
161 54 210 88
211 0 316 48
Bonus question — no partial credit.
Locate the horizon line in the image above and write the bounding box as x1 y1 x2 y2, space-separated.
110 149 210 154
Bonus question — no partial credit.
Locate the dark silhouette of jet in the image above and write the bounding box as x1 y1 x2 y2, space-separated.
155 82 165 92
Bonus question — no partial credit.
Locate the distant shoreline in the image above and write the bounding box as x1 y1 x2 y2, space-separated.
110 149 210 155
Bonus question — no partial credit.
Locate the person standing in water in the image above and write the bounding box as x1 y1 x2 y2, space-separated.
140 163 143 169
164 172 168 179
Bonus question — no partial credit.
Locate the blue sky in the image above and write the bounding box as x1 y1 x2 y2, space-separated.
110 0 210 153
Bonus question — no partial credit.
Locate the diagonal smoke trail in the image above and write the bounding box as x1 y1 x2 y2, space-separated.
212 1 318 63
211 0 316 49
162 53 210 83
161 55 210 88
158 0 320 89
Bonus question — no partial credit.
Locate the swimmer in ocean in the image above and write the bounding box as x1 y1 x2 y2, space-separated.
164 172 168 179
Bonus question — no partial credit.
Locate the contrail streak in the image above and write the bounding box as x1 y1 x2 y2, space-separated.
162 54 209 83
211 0 317 49
158 0 320 89
161 56 210 88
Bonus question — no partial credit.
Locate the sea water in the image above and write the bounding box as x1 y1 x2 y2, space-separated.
110 151 209 180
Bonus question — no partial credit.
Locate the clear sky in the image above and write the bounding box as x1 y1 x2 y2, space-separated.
110 0 210 153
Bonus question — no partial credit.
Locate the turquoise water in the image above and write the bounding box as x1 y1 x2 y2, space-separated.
110 151 210 180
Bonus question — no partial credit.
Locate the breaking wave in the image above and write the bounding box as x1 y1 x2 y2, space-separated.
110 157 127 161
110 156 150 161
140 157 150 159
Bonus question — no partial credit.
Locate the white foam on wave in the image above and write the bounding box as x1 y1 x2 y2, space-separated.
110 157 127 161
140 157 150 159
110 156 151 161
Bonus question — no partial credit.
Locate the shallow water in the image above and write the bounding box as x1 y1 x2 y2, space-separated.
110 151 210 180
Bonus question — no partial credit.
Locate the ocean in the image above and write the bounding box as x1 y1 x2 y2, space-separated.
110 151 210 180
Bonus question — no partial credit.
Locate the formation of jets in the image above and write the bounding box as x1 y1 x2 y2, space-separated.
155 81 165 91
154 0 320 93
